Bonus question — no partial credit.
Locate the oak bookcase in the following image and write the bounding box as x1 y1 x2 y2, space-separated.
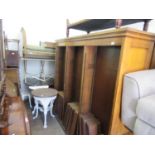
55 28 155 134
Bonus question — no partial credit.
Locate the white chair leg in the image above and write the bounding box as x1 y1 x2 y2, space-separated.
43 106 48 128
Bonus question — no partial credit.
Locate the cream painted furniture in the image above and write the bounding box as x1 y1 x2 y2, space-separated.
122 69 155 135
29 85 49 90
20 28 56 59
20 85 49 109
20 81 32 109
32 88 58 128
20 87 32 109
19 28 56 84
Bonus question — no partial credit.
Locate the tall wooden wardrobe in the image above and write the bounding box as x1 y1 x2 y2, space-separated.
55 28 155 135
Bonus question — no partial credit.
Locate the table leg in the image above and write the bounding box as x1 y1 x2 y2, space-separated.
43 106 48 128
28 94 32 109
33 99 39 119
50 102 55 118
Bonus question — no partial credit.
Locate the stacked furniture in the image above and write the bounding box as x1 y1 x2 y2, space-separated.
66 19 152 37
20 28 56 59
19 28 56 107
19 28 56 86
55 26 155 135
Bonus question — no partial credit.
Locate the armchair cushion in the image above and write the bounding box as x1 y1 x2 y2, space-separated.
137 94 155 128
134 118 155 135
122 69 155 131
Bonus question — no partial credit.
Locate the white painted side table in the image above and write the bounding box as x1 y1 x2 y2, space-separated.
32 88 58 128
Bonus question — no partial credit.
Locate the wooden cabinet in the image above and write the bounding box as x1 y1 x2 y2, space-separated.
55 28 155 135
6 50 19 67
5 39 19 68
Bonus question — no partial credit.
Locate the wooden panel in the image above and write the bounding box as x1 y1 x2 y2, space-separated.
57 28 155 47
109 38 154 135
126 48 150 71
91 46 121 134
58 37 122 47
64 47 75 103
72 47 84 102
150 47 155 69
80 46 97 113
54 47 66 90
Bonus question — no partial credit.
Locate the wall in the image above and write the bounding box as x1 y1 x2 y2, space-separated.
3 19 155 44
2 19 155 88
2 19 86 45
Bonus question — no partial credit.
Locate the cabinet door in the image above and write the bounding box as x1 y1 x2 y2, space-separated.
6 50 19 67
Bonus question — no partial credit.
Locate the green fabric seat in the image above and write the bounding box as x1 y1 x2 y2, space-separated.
26 45 55 53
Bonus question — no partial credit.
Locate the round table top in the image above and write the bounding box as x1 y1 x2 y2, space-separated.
32 88 58 98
